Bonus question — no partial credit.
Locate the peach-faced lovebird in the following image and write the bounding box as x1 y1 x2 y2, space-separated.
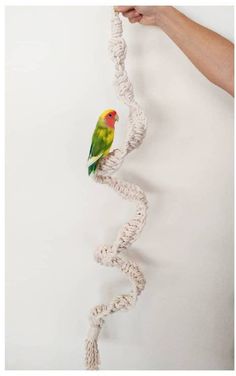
88 109 119 175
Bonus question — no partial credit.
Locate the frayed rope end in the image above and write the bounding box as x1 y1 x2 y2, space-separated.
85 338 100 370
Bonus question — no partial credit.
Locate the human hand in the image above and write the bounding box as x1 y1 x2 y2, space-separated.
114 6 169 26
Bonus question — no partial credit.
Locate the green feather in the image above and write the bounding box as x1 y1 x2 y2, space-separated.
88 161 98 175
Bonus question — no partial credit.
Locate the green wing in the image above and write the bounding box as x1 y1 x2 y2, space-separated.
88 124 114 175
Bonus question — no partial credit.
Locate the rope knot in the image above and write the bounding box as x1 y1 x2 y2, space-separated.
111 12 123 37
94 245 118 266
96 148 125 175
109 38 127 65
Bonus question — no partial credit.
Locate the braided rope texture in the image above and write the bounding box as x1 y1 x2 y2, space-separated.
85 10 148 370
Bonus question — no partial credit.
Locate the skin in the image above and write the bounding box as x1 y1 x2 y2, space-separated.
115 6 234 96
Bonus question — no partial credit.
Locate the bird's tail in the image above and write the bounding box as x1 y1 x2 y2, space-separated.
88 162 98 176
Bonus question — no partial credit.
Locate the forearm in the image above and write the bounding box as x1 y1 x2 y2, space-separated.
157 7 234 96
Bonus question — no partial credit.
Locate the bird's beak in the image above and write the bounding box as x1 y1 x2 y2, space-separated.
115 114 119 122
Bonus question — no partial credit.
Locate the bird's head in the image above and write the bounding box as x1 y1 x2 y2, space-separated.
100 109 119 128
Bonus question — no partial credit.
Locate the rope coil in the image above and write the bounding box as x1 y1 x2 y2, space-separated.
85 10 148 370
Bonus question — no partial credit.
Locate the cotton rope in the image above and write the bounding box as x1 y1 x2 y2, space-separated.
85 10 148 370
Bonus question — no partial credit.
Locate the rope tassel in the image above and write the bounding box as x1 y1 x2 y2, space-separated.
85 10 148 370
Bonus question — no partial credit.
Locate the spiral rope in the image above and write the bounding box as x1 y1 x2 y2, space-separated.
85 10 148 370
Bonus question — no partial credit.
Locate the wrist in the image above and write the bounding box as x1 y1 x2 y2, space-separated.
155 6 175 28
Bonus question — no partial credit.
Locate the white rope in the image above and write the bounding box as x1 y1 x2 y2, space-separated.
85 10 148 370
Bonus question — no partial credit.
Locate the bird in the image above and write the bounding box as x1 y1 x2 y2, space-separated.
88 109 119 175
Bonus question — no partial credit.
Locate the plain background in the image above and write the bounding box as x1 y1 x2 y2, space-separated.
5 6 234 370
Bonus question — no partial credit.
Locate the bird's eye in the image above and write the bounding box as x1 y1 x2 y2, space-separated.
109 114 112 117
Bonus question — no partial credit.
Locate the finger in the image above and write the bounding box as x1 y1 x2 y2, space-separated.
122 9 140 19
129 15 142 23
114 6 135 13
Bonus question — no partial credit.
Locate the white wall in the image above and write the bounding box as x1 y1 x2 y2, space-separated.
5 6 234 370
